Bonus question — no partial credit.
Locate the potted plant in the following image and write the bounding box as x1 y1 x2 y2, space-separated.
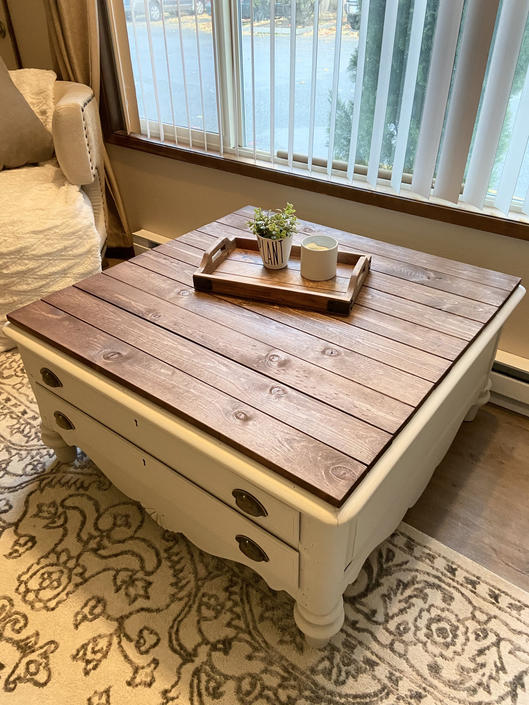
248 203 297 270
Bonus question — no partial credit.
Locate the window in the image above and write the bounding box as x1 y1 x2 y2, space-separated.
108 0 529 220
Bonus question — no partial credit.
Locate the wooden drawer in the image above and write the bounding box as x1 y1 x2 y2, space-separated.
20 346 299 546
36 385 300 594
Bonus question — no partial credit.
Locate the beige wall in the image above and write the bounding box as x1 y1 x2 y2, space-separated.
108 144 529 359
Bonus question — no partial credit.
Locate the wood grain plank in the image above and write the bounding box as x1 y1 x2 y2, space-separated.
133 250 198 279
191 237 497 323
365 271 497 323
214 257 351 293
130 252 463 368
225 300 452 383
356 289 481 340
230 207 521 292
186 224 501 322
162 231 483 341
103 262 431 406
347 305 468 360
155 240 204 266
68 274 415 432
194 221 513 306
7 301 365 505
40 288 390 466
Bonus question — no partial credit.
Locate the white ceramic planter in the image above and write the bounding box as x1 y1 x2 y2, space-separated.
257 233 293 270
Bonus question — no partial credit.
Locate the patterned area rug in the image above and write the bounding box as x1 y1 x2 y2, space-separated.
1 349 529 705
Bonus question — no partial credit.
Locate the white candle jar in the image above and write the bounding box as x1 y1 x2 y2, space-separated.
300 235 338 281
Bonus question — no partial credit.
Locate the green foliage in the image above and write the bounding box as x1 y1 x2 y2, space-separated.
248 203 297 239
333 0 439 173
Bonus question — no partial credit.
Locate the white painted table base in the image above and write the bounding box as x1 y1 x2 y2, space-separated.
5 284 525 647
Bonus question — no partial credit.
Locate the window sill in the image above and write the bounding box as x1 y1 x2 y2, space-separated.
107 131 529 243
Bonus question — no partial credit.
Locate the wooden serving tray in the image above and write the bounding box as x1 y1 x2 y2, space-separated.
193 236 371 314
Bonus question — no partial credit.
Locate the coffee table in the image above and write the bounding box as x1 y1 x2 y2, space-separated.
6 207 525 647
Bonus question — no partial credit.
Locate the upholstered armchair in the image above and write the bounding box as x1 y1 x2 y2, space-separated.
0 69 106 351
52 80 107 248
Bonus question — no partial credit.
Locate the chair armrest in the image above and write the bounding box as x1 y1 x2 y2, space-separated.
52 82 103 186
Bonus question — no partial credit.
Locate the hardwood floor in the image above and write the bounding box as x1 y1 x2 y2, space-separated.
406 403 529 592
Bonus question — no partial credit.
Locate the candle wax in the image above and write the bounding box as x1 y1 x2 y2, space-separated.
305 242 329 251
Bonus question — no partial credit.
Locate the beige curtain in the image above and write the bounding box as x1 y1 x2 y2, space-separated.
44 0 131 249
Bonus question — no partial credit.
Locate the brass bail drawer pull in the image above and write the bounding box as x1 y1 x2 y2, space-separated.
41 368 62 388
235 535 269 563
232 489 268 518
54 411 75 430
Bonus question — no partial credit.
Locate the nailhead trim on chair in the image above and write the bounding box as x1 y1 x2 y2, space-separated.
78 92 108 248
96 166 108 230
80 93 96 178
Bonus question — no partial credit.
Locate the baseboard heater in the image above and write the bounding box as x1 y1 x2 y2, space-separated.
132 229 173 255
491 351 529 418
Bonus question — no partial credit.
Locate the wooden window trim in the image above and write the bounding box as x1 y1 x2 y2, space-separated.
107 131 529 243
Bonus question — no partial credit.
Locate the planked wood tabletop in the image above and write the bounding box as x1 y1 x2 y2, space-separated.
7 207 521 506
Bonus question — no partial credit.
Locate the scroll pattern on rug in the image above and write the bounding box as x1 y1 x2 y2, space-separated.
1 349 528 704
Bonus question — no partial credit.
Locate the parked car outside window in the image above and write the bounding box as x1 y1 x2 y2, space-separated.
123 0 209 21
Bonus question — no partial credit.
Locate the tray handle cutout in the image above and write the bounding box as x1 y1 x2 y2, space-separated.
199 237 237 274
347 255 371 301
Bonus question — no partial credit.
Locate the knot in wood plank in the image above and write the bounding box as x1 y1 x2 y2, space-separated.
102 351 123 361
269 386 286 397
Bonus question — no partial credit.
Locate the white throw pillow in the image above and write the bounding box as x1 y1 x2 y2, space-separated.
9 67 56 133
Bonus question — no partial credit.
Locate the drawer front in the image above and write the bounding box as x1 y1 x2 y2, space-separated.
20 346 299 546
36 386 299 595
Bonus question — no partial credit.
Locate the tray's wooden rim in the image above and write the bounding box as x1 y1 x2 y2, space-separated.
193 236 371 314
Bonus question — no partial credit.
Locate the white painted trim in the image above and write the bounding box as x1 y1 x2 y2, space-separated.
495 349 529 373
490 371 529 416
132 229 173 255
490 347 529 417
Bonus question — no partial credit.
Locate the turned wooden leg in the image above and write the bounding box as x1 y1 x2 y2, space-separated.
465 375 492 422
294 598 344 649
41 422 77 463
294 517 350 648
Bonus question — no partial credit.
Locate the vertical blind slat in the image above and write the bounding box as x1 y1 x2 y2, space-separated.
495 65 529 214
366 0 398 186
130 5 150 138
143 2 164 141
346 0 369 181
176 1 193 147
433 0 500 203
390 0 427 194
270 0 276 164
327 0 345 178
411 0 463 197
250 0 256 161
462 0 529 209
307 0 320 172
288 0 297 168
160 1 178 144
210 0 224 155
232 0 242 158
193 4 208 150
